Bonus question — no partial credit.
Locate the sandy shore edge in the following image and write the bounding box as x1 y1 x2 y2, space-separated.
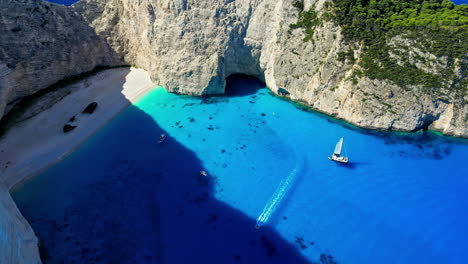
0 67 154 191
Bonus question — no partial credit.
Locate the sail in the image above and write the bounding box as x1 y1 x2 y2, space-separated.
333 138 344 155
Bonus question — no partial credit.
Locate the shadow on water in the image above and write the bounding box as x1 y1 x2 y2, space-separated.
334 162 357 170
199 74 264 106
11 74 324 263
199 74 264 105
225 74 264 97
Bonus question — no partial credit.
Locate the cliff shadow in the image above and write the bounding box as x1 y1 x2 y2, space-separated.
225 74 265 97
11 71 320 264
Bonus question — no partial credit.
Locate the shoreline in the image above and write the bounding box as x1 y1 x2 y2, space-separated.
269 91 468 141
1 67 466 192
0 67 154 191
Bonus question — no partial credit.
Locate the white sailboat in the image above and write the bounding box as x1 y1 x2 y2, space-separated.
328 137 349 163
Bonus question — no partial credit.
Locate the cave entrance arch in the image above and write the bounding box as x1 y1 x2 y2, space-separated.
224 74 266 97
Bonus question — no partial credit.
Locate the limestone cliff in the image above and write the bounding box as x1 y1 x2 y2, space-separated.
0 1 466 263
0 1 122 263
0 184 41 264
75 0 467 137
0 0 122 120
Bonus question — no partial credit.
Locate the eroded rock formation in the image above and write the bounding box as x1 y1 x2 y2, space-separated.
0 0 121 119
0 0 466 263
0 1 121 263
0 0 466 136
75 0 467 137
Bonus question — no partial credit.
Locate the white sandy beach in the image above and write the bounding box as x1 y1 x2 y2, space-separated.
0 67 154 190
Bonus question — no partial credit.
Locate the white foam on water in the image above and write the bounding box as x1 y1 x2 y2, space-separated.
255 162 301 229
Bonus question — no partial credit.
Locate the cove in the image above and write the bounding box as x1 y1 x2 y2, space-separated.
12 76 468 264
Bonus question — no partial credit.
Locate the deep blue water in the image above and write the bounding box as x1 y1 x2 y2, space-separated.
13 76 468 264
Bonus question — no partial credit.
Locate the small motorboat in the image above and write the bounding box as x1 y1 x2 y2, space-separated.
329 137 349 163
200 170 208 177
158 134 166 143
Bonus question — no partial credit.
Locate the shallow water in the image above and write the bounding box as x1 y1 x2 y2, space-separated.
13 76 468 264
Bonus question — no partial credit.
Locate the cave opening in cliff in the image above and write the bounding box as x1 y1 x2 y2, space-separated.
224 74 266 97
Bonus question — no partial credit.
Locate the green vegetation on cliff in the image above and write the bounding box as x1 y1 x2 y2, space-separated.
291 0 467 93
332 0 467 56
331 0 468 92
289 2 321 42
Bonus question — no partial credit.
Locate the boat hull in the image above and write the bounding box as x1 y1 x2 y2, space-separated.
328 156 349 163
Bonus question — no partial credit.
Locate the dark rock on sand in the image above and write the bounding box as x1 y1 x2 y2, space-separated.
63 124 77 133
82 102 98 114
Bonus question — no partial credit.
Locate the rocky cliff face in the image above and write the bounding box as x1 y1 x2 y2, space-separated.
0 0 122 120
75 0 467 137
0 0 465 136
0 184 41 264
0 1 122 263
0 1 465 263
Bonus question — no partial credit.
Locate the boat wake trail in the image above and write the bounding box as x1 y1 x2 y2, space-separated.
255 162 302 229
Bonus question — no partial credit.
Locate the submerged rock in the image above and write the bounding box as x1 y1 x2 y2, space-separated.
295 236 308 250
260 235 277 257
320 253 337 264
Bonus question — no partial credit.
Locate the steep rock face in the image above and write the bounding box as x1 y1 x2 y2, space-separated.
75 0 264 95
0 0 122 119
76 0 467 137
0 1 123 263
0 1 465 263
0 184 41 264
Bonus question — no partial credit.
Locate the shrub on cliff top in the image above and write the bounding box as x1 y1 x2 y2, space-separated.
330 0 468 92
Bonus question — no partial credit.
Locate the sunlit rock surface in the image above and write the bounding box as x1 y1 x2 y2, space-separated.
0 0 122 119
76 0 467 137
0 0 466 263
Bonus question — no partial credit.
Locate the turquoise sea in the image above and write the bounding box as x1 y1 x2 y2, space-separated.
13 76 468 264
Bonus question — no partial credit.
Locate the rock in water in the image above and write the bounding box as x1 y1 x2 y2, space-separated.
82 102 98 114
63 124 77 133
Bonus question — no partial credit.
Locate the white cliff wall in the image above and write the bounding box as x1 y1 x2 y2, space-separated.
0 184 41 264
0 1 466 263
0 1 122 263
0 0 122 119
76 0 467 137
